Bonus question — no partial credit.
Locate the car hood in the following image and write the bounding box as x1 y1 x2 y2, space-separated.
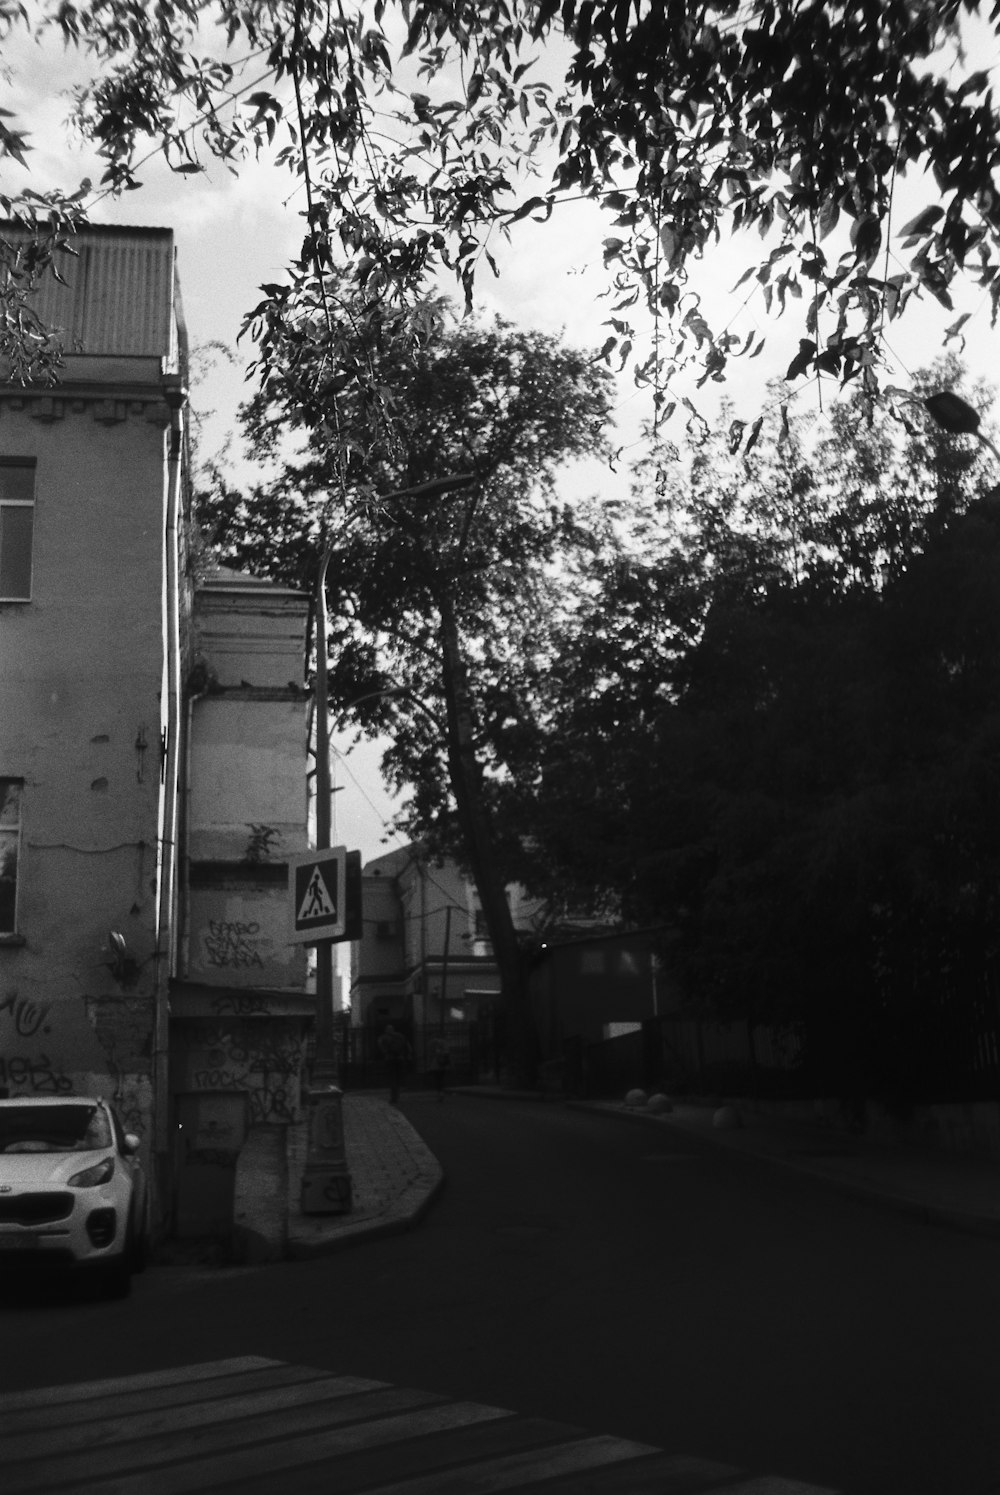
0 1149 109 1189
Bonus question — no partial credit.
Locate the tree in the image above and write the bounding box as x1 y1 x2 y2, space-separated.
514 360 1000 1092
3 2 1000 414
199 303 616 1080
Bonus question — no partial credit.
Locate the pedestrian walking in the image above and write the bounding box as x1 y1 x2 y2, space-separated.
378 1024 412 1105
427 1037 451 1101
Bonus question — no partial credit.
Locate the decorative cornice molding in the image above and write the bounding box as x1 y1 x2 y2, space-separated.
0 381 174 428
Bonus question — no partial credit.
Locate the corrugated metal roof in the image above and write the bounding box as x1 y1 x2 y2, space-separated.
3 222 176 359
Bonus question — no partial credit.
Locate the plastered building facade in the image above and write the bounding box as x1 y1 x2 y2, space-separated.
0 226 314 1237
0 226 188 1211
169 567 310 1236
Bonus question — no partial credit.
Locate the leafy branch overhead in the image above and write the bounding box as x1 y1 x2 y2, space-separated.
3 1 1000 409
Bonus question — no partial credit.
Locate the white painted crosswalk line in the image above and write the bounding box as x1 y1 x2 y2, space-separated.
0 1355 282 1412
0 1357 846 1495
354 1432 664 1494
1 1363 372 1437
6 1398 513 1495
3 1385 443 1485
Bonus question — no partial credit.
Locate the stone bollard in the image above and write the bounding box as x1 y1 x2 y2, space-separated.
301 1086 353 1214
647 1093 673 1114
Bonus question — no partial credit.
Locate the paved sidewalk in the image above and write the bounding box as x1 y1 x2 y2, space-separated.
230 1092 443 1263
454 1086 1000 1238
285 1093 444 1259
639 1096 1000 1236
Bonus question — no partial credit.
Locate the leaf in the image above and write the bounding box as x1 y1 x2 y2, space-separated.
850 215 881 264
817 195 840 240
659 223 677 265
785 338 816 381
943 312 971 346
507 195 553 224
744 415 764 453
898 205 943 240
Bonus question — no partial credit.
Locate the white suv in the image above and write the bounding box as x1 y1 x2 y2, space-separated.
0 1096 150 1296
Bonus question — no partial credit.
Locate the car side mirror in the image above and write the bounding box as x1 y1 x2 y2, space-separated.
123 1134 141 1155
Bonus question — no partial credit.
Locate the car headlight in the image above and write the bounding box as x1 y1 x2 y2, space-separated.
68 1157 115 1188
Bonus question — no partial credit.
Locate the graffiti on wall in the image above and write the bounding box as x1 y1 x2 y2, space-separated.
0 989 51 1039
210 992 272 1017
186 1023 305 1125
0 987 72 1095
203 920 265 969
0 986 151 1141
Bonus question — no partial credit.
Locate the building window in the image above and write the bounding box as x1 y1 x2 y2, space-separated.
0 459 36 601
0 780 22 933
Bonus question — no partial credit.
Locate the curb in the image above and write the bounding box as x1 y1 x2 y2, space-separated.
285 1125 445 1261
565 1098 1000 1241
448 1087 564 1103
286 1166 445 1260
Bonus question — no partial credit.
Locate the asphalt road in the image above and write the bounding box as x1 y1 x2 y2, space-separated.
3 1095 1000 1495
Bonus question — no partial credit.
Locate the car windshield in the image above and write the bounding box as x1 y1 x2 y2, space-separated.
0 1104 112 1154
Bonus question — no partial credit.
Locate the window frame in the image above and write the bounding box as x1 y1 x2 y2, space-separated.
0 457 37 602
0 778 24 938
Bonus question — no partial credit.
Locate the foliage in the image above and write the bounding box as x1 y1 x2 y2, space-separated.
3 1 1000 407
514 359 1000 1051
199 302 615 1071
200 307 614 835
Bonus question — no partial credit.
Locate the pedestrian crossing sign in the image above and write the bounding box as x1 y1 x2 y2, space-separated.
289 847 347 943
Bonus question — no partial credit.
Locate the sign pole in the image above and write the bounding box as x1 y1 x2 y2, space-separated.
313 545 336 1088
300 546 352 1215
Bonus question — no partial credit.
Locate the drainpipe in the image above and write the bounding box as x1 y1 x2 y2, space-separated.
180 685 208 982
153 374 187 1221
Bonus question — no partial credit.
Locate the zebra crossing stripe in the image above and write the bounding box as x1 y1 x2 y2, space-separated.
0 1356 283 1413
0 1357 846 1495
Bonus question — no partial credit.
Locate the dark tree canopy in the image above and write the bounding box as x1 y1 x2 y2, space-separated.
505 359 1000 1068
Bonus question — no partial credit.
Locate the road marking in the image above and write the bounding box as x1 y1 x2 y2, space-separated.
0 1357 846 1495
0 1355 282 1412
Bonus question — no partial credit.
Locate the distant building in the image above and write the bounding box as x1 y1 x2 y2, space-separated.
528 927 680 1052
350 843 543 1072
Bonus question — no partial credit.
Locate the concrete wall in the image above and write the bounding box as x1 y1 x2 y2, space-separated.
170 568 311 1229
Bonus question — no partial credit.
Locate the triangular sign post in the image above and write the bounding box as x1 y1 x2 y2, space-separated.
289 847 348 943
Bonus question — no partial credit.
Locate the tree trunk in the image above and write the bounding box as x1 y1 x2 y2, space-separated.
438 591 536 1086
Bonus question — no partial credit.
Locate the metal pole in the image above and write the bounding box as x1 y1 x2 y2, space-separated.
439 904 452 1035
300 545 352 1214
312 547 336 1088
